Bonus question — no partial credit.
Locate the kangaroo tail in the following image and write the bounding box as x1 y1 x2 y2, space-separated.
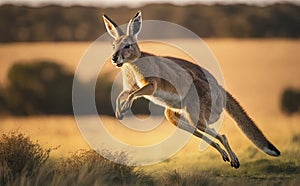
225 91 280 156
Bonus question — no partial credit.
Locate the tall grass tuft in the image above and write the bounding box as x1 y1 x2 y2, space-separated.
56 149 154 185
161 169 223 186
0 132 51 185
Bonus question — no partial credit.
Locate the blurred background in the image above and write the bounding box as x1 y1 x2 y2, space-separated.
0 0 300 170
0 0 299 116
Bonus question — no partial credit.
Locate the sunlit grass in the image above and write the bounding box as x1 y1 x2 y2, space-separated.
0 113 300 184
1 130 299 185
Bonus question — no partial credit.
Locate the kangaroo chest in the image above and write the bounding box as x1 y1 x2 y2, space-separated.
121 57 194 108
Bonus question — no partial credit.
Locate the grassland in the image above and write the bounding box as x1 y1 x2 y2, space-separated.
0 39 300 185
1 115 299 185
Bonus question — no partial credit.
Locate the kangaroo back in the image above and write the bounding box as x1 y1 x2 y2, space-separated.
225 91 280 156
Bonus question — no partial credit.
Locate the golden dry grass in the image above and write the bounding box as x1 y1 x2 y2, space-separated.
1 114 299 173
0 116 89 157
0 39 300 171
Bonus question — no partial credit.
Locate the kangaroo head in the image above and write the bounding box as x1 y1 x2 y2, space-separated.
102 11 142 67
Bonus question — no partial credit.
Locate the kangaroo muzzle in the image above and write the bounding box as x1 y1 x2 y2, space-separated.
112 54 118 62
112 53 123 67
111 51 122 67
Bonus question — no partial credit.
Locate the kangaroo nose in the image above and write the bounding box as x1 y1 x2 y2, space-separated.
112 55 118 62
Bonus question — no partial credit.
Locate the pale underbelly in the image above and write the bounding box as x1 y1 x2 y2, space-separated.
143 90 182 109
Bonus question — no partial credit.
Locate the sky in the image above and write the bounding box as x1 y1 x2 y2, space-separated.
0 0 299 7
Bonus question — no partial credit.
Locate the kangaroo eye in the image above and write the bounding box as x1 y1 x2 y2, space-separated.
124 44 131 49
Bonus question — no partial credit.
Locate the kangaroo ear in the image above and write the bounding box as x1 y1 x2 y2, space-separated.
127 11 142 38
102 14 124 39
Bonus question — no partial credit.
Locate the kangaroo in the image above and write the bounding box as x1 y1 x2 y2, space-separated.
102 11 280 168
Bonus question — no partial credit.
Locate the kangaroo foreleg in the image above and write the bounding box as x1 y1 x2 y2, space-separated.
115 90 131 120
116 83 140 119
121 82 156 113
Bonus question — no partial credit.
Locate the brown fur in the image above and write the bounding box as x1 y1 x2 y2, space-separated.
102 11 280 169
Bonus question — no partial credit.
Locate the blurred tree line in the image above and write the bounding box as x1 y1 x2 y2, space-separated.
0 3 299 42
0 60 152 116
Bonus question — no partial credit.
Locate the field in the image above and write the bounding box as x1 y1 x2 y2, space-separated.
0 39 300 184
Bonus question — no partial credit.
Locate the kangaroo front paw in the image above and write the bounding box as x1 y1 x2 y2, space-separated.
115 109 124 120
115 102 130 120
121 100 131 114
115 104 127 120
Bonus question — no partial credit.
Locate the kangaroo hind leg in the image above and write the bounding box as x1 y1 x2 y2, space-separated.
164 109 230 162
183 86 240 168
196 119 240 169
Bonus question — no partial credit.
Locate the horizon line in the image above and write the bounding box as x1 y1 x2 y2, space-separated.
0 0 299 8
